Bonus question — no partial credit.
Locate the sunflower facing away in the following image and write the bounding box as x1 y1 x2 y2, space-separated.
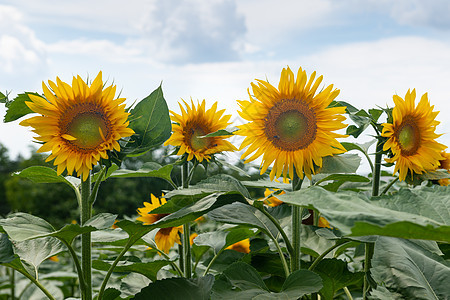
164 99 237 162
137 194 182 254
236 67 347 180
20 72 135 181
381 89 446 181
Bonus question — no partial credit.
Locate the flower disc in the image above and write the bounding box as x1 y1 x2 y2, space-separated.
164 99 237 162
236 66 347 180
381 89 446 181
20 72 135 181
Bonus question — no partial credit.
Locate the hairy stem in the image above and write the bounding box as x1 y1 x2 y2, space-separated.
290 171 303 272
80 175 92 300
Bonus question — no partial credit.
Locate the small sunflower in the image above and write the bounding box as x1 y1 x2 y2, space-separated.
20 72 135 181
262 188 284 207
381 89 446 181
438 151 450 186
189 233 198 246
226 239 250 254
164 99 237 162
236 67 347 181
137 194 182 254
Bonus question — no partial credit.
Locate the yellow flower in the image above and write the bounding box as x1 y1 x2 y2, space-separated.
137 194 182 254
226 239 250 254
190 233 198 245
318 216 331 228
262 188 284 207
439 151 450 171
438 178 450 186
19 72 135 181
164 99 237 162
236 67 347 181
48 255 59 262
381 89 446 181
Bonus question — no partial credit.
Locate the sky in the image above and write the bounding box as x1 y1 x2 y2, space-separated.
1 0 450 170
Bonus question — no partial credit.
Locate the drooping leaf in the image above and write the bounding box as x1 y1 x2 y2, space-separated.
108 163 175 187
15 166 80 195
122 85 172 156
278 186 450 242
133 275 214 300
320 154 361 174
3 92 37 122
13 237 65 276
215 159 251 178
208 202 279 238
371 237 450 300
315 174 370 192
93 259 170 282
313 259 364 300
0 234 15 264
241 179 292 191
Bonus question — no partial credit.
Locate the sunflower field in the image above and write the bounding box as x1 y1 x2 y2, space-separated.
0 67 449 300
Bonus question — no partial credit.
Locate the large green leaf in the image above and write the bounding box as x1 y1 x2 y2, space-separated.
122 85 171 156
93 259 170 282
13 237 65 277
193 174 251 199
278 186 450 242
212 262 322 299
313 259 364 300
120 273 151 298
3 92 36 122
133 275 214 300
315 174 370 192
208 202 279 238
0 234 15 264
194 227 255 254
320 154 361 174
371 237 450 300
108 162 174 187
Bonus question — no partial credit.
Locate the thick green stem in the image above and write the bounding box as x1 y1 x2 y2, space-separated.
183 223 192 278
363 243 374 300
269 232 290 277
180 161 192 278
291 171 303 272
372 140 383 197
80 175 92 300
343 287 354 300
203 249 224 276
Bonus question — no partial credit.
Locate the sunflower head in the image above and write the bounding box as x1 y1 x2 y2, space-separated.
236 66 347 181
381 89 447 181
164 99 237 162
137 194 182 254
226 239 251 254
19 72 135 181
439 151 450 171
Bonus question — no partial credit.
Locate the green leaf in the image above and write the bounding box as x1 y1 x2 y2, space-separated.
15 166 80 195
0 91 7 103
120 273 151 298
341 140 376 154
13 237 65 276
200 128 237 138
241 179 290 191
301 225 336 258
122 85 171 156
278 186 450 242
315 174 370 192
215 159 251 178
371 237 450 300
108 163 174 186
0 213 55 241
368 108 383 122
133 275 214 300
0 234 15 264
208 202 279 238
320 154 361 174
194 227 255 254
313 259 364 300
194 174 251 198
3 92 37 122
212 262 322 299
92 259 170 282
100 287 121 300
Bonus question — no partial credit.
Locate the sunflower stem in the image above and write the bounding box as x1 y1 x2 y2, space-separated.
291 171 303 272
380 177 399 195
10 268 14 300
181 160 192 278
80 174 92 300
15 268 56 300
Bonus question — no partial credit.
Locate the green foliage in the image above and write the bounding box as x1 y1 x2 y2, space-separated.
122 85 172 156
371 237 450 299
3 92 37 123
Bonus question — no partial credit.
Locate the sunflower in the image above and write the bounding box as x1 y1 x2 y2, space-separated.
164 99 237 162
19 72 135 181
381 89 446 181
262 188 284 207
236 67 347 180
438 151 450 186
137 194 182 254
226 239 250 254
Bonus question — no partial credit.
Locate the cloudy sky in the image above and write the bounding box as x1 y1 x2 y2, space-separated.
1 0 450 165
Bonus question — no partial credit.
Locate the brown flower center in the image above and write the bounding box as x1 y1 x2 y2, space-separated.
264 99 317 151
184 122 212 151
59 103 111 151
396 117 420 156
